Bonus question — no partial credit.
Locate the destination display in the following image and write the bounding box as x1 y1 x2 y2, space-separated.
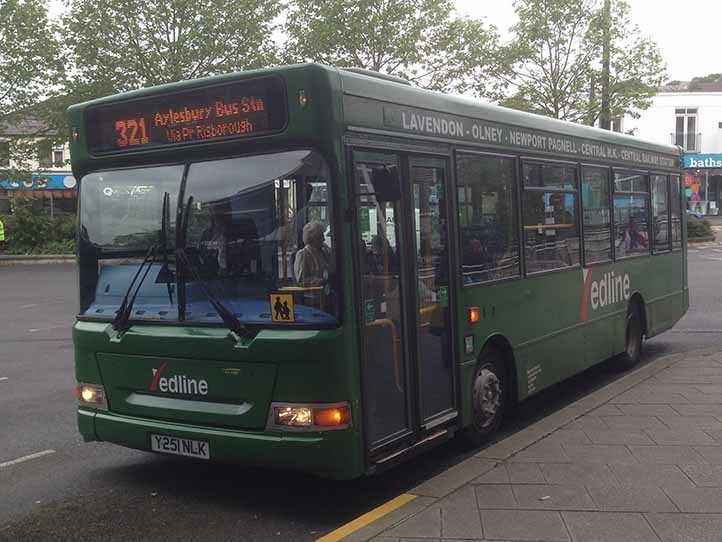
85 76 287 154
379 105 679 169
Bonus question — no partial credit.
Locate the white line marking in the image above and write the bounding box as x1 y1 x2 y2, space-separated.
0 377 8 382
0 450 56 469
19 304 38 309
703 257 722 261
28 325 69 333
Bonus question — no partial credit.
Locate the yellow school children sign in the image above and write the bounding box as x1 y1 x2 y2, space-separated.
271 294 295 322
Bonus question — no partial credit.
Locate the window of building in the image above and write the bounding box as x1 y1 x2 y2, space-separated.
0 140 9 168
651 175 670 253
614 171 649 258
611 116 623 133
670 174 682 249
582 167 612 264
522 162 580 273
53 147 64 167
674 108 698 152
456 153 520 284
37 139 52 168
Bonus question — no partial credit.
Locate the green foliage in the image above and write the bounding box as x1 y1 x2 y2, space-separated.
284 0 503 97
62 0 282 100
500 0 665 124
0 0 63 174
1 197 76 254
687 215 713 239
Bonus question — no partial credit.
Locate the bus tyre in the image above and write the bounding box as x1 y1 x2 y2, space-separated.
463 348 505 447
615 304 644 370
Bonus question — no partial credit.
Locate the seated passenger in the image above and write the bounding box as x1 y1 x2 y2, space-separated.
294 221 332 286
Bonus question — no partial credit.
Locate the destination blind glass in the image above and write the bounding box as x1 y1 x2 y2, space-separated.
85 76 287 154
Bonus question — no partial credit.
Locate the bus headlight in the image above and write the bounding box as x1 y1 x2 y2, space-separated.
268 402 351 431
77 383 107 409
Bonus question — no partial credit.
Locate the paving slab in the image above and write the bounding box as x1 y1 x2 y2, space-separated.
561 444 638 465
663 486 722 513
511 484 596 511
628 445 709 465
562 512 660 542
646 513 722 542
584 429 656 445
480 509 570 541
608 464 695 489
680 463 722 486
585 485 677 512
539 463 618 487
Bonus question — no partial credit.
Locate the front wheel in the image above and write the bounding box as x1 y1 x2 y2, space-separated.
463 347 506 447
614 304 644 370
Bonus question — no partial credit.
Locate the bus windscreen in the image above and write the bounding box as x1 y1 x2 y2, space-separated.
85 76 287 154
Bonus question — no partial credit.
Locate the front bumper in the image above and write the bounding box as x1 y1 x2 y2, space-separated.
78 408 363 479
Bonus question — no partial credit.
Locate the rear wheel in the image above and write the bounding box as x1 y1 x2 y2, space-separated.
614 303 644 370
463 347 506 446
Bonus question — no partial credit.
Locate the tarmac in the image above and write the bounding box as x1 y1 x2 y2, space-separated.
319 346 722 542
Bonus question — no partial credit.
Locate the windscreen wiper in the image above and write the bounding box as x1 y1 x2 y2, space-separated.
175 247 254 340
160 191 174 306
111 245 157 332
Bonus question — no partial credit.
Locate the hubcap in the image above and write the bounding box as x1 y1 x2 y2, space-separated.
472 367 502 429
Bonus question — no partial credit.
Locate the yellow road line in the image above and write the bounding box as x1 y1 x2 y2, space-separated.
316 493 417 542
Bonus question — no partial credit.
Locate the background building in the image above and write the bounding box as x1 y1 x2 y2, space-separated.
624 82 722 215
0 117 76 216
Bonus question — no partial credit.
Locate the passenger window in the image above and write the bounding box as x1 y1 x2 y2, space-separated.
522 163 580 273
614 171 649 258
456 153 520 285
651 175 671 253
670 175 682 249
582 167 612 264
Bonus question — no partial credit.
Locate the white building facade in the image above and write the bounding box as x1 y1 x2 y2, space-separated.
624 88 722 215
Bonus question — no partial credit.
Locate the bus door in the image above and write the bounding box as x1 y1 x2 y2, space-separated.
353 150 456 458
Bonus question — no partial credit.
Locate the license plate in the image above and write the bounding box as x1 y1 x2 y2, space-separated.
150 434 210 460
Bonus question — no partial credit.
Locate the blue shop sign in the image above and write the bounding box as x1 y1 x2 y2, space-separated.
0 173 77 190
684 154 722 169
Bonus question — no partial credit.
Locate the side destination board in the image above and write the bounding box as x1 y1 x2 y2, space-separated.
381 105 677 169
85 76 287 154
344 96 678 170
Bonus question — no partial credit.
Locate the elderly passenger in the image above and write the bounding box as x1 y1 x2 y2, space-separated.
294 221 332 286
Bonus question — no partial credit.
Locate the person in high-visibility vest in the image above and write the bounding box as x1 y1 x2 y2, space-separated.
0 217 5 252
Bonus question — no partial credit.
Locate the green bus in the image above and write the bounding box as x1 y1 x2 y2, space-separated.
69 63 687 479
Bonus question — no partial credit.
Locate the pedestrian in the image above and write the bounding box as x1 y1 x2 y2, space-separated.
0 216 5 252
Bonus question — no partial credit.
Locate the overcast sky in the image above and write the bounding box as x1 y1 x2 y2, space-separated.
454 0 721 82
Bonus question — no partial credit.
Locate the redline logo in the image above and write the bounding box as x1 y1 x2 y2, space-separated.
150 363 209 396
581 268 630 322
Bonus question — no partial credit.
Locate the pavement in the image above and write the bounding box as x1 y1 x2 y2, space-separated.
322 345 722 542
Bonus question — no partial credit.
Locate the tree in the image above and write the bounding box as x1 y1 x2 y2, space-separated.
0 0 62 177
588 0 666 128
500 0 599 122
501 0 666 127
62 0 283 100
689 73 722 91
284 0 502 97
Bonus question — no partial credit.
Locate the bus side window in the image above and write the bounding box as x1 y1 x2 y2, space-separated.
456 153 520 285
522 162 580 274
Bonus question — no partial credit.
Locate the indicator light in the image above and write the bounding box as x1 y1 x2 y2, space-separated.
315 406 351 427
299 90 308 108
71 127 79 142
469 307 480 323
